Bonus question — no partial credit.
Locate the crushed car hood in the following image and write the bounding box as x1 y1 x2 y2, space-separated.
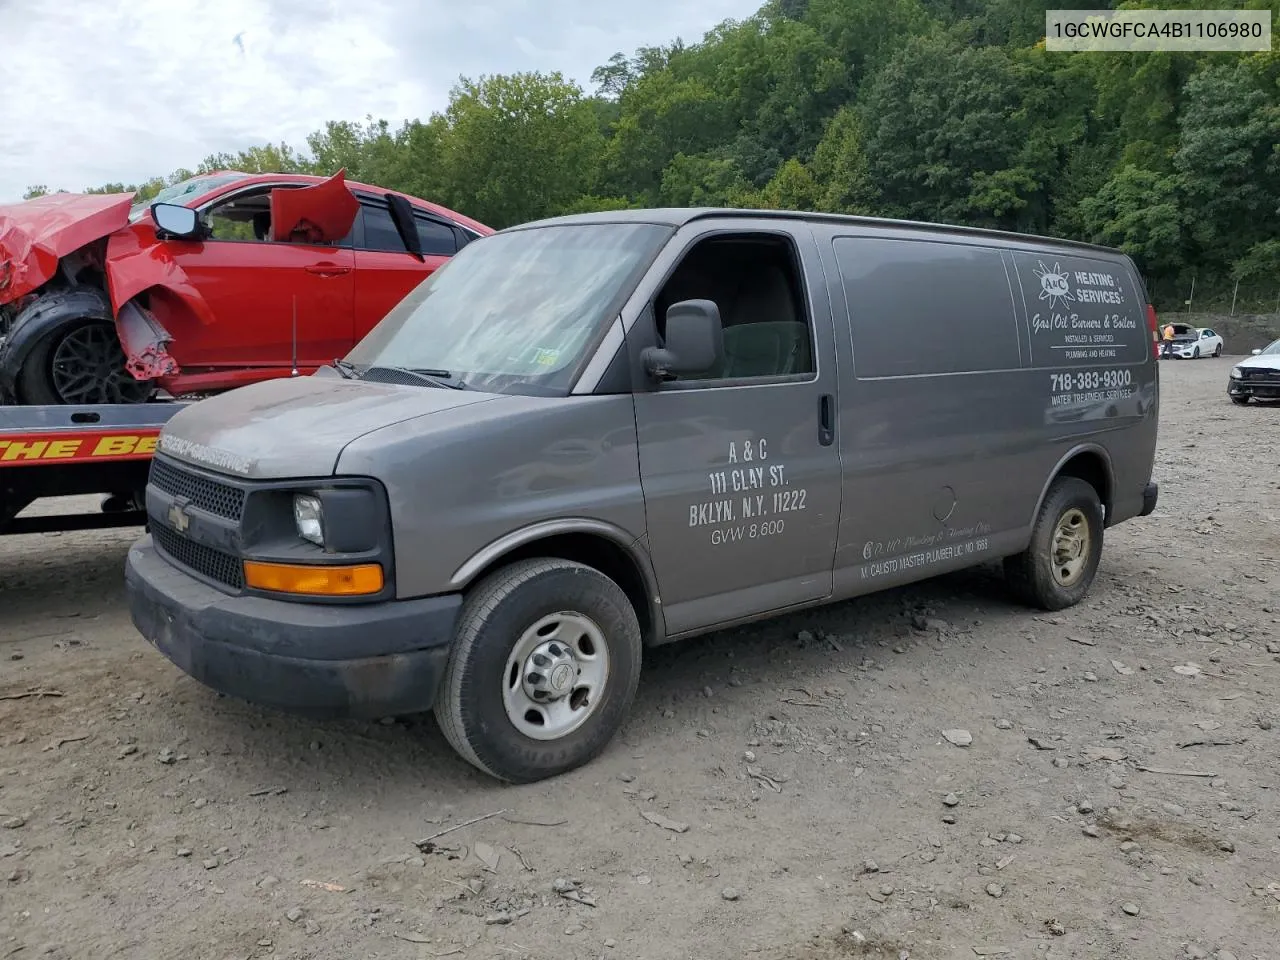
0 192 134 304
156 373 497 479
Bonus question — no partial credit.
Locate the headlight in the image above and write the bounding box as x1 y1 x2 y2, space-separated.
293 494 324 546
1230 366 1243 379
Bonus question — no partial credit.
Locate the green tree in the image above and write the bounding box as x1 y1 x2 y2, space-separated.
861 34 1051 230
1174 61 1280 268
754 157 823 210
198 142 308 176
603 71 734 203
437 72 605 227
658 153 754 207
1077 166 1184 275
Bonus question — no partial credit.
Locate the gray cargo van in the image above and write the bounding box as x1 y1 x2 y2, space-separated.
125 208 1160 783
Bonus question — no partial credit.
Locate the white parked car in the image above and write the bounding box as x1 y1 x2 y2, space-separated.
1227 338 1280 405
1163 324 1223 359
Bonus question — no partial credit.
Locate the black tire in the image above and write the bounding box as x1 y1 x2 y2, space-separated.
1230 395 1250 405
1004 476 1105 611
435 558 643 783
1213 344 1222 357
1192 346 1200 359
13 287 153 405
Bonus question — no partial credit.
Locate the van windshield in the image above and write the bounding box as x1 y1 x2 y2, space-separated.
346 221 671 394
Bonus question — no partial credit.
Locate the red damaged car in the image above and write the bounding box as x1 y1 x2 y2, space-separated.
0 170 492 405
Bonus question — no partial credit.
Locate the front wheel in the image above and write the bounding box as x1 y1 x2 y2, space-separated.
1230 394 1250 405
14 288 153 404
435 558 643 783
1192 346 1201 359
1004 477 1104 611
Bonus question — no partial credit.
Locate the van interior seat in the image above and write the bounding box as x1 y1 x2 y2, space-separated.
657 241 812 379
717 263 812 378
719 321 811 378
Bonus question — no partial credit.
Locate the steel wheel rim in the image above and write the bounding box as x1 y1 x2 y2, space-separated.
1051 507 1090 586
50 323 151 404
502 611 610 741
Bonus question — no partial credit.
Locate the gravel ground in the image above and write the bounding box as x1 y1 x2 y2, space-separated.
1 356 1277 960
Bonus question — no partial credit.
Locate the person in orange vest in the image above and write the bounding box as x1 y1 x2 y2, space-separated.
1162 323 1175 357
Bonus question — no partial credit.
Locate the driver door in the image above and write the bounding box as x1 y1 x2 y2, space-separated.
626 220 842 636
162 182 357 370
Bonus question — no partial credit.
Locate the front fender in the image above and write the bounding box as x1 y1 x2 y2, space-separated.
448 518 665 642
104 225 217 326
450 518 655 589
105 225 221 379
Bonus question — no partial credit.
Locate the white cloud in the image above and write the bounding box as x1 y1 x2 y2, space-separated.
0 0 759 203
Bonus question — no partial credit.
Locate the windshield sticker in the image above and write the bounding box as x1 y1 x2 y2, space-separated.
531 347 561 367
1014 255 1144 368
688 439 806 546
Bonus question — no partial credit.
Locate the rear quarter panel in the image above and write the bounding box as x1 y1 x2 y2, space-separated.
816 224 1157 597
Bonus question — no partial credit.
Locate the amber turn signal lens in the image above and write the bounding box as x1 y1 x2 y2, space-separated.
243 560 384 596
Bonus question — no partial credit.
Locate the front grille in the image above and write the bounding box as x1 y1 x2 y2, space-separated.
1244 368 1280 383
153 524 245 591
149 457 245 520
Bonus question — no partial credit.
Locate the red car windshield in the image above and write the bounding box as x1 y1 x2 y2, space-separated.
127 172 251 222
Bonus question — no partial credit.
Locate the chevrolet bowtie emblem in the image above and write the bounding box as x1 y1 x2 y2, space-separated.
167 502 190 534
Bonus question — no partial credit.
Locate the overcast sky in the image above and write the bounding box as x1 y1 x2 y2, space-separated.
0 0 760 203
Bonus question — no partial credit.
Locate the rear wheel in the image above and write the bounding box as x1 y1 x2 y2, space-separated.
1213 343 1223 357
14 288 153 405
435 558 643 783
1004 477 1104 611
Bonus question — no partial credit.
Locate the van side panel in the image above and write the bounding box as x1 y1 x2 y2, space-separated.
816 226 1157 600
1006 249 1158 527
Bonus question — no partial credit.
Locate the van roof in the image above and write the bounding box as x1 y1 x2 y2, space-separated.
507 207 1125 257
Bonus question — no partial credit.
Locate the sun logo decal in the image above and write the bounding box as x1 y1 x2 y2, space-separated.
1034 261 1074 309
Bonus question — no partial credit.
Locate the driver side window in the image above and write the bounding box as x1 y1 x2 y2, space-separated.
202 186 351 246
203 187 276 242
653 233 814 385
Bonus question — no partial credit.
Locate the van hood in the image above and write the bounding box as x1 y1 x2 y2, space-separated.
0 192 134 304
1237 353 1280 371
156 372 497 479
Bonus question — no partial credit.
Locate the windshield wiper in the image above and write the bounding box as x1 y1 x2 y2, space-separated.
331 358 362 379
366 365 468 390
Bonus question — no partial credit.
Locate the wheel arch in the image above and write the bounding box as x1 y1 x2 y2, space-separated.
449 520 664 645
1031 445 1115 527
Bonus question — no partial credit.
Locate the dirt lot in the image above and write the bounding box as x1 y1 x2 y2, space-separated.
2 357 1277 960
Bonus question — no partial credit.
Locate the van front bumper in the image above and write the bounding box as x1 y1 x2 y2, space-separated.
125 536 462 719
1140 481 1159 517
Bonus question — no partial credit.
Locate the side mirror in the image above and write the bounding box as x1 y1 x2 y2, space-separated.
643 299 723 380
1252 348 1262 355
151 202 202 240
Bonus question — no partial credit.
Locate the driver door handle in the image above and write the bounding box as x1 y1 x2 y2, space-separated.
819 393 835 447
305 263 351 277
